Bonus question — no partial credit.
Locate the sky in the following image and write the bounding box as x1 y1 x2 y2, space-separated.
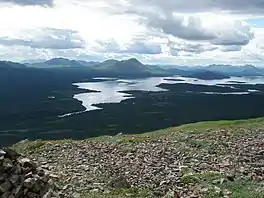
0 0 264 65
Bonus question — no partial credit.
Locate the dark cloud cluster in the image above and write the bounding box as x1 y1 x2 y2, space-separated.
0 0 53 6
144 14 254 47
125 0 264 15
169 41 218 56
146 15 216 41
0 28 85 49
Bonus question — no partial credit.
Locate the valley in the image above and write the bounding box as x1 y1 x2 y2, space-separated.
1 58 264 147
1 63 264 146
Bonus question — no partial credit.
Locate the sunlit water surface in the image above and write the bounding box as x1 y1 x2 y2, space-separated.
60 76 264 117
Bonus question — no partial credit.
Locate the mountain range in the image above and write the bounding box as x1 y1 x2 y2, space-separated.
1 57 264 79
169 64 264 77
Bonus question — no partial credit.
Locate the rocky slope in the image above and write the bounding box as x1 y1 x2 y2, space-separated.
11 119 264 198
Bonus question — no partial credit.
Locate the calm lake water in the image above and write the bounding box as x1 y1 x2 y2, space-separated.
61 76 264 117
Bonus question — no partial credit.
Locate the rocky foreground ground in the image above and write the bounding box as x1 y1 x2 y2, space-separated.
10 120 264 198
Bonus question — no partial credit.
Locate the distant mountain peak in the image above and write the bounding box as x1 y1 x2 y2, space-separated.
45 57 72 63
103 59 118 64
0 61 27 68
244 64 257 68
44 57 83 67
126 58 143 64
51 57 68 60
94 58 153 75
45 57 68 63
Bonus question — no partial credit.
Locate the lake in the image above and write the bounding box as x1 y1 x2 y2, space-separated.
62 76 264 116
2 75 264 147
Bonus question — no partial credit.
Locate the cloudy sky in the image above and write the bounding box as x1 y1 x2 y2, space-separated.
0 0 264 65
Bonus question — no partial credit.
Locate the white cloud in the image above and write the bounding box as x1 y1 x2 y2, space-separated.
95 37 162 54
220 45 242 52
210 20 254 46
0 0 263 65
0 28 85 49
123 41 162 54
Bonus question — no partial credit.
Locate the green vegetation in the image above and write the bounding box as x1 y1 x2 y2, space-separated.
84 187 151 198
215 180 264 198
181 173 201 184
181 171 222 185
11 139 47 154
119 145 138 154
106 187 150 197
180 171 264 198
176 117 264 131
203 177 264 198
11 116 264 148
147 117 264 137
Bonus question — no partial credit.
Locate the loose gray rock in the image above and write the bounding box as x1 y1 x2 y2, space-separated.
0 149 59 198
9 175 20 185
108 176 130 188
2 158 13 171
0 181 12 193
24 178 36 188
9 127 264 197
3 148 20 160
0 149 6 156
